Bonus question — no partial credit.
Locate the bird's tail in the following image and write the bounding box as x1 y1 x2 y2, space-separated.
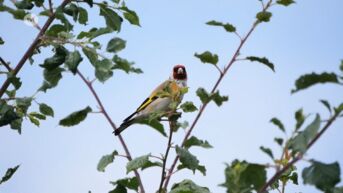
114 119 134 136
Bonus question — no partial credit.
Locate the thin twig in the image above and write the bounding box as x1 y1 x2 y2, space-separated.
0 0 72 99
163 0 274 189
48 0 54 14
158 119 175 193
76 70 145 193
0 57 12 72
258 112 340 193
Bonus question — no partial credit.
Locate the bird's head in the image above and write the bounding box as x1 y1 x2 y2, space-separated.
172 64 187 81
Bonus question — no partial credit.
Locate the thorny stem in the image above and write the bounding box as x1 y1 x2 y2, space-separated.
0 0 71 99
163 0 273 189
76 70 146 193
158 119 175 193
258 112 340 193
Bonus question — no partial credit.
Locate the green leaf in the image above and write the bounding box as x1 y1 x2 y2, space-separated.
333 187 343 193
289 114 321 154
97 150 118 172
276 0 295 6
10 118 23 134
184 136 213 149
340 60 343 72
16 97 32 114
0 101 20 130
112 55 143 74
109 185 127 193
260 146 274 159
206 20 236 32
46 24 66 37
320 99 332 113
14 0 34 10
7 74 22 90
0 4 27 20
137 119 166 137
126 154 150 174
196 88 210 104
84 0 93 7
0 37 5 44
246 56 275 72
55 7 73 31
28 114 40 126
211 91 228 106
39 103 54 117
291 72 340 93
59 106 92 127
170 180 210 193
274 137 284 146
221 160 267 193
175 146 199 173
256 11 272 22
110 177 139 191
39 67 64 92
78 7 88 25
270 117 285 132
95 59 114 82
289 172 299 185
302 160 340 192
107 37 126 53
29 112 46 120
63 3 79 22
0 165 20 185
77 27 113 40
194 51 218 65
295 108 305 130
65 50 82 74
40 46 68 70
335 103 343 115
99 6 122 31
121 6 140 26
180 101 198 113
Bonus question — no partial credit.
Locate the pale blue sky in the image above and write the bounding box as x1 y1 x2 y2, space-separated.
1 0 343 193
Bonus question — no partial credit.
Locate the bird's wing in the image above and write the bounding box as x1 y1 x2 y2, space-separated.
123 80 171 122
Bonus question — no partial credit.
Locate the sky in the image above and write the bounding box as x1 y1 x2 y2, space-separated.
1 0 343 193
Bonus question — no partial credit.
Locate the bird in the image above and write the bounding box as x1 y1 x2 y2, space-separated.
114 64 188 135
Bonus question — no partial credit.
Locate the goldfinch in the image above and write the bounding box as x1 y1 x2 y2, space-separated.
114 65 187 135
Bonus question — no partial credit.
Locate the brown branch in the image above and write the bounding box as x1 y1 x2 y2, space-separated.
158 119 175 193
258 112 340 193
48 0 53 14
163 0 273 189
0 57 12 72
76 70 145 193
0 0 71 99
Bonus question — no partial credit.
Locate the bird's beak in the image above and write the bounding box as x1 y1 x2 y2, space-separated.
177 68 184 74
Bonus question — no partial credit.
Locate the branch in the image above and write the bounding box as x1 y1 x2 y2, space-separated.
48 0 53 14
258 112 340 193
0 0 71 99
0 57 12 72
158 119 175 193
76 70 145 193
163 0 274 189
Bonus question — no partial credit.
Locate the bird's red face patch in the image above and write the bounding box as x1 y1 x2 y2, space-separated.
173 65 187 80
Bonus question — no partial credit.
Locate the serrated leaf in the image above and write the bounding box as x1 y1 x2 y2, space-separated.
94 59 114 82
59 106 92 127
0 165 20 185
194 51 218 65
295 108 305 130
184 136 213 149
302 160 340 192
78 7 88 25
126 154 150 174
107 37 126 53
121 6 140 26
65 50 82 74
211 91 228 106
99 6 122 31
97 150 118 172
289 114 321 154
170 179 210 193
175 146 199 173
110 177 139 191
206 20 236 32
270 117 285 132
39 67 64 92
291 72 340 93
256 11 272 22
196 87 210 104
39 103 54 117
320 99 332 113
180 101 198 113
276 0 295 6
260 146 274 159
221 160 267 193
40 46 68 70
137 119 166 137
246 56 275 72
112 55 143 74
